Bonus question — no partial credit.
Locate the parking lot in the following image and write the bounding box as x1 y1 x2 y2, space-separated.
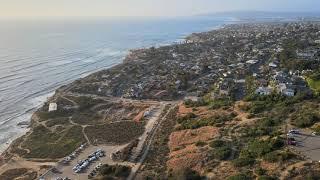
44 144 133 180
291 130 320 161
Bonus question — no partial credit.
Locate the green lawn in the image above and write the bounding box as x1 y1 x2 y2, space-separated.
21 125 85 159
307 77 320 93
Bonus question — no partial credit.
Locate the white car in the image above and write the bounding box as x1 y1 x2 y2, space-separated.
287 133 294 137
289 129 300 134
73 165 80 171
89 156 97 162
312 132 319 136
95 163 102 169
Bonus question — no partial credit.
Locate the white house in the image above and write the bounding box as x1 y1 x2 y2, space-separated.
278 83 295 97
48 103 58 112
283 88 295 97
246 60 258 64
184 96 200 102
255 87 272 95
269 62 278 68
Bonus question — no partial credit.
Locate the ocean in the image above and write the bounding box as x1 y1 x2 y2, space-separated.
0 16 233 152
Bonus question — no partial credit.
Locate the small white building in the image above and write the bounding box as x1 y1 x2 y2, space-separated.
269 62 278 68
48 103 58 112
255 87 272 96
282 88 295 97
246 60 258 64
278 83 295 97
184 96 200 102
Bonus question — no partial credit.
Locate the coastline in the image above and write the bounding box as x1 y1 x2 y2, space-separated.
0 22 228 156
0 63 125 155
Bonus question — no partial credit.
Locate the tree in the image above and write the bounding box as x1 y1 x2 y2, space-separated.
174 168 203 180
245 76 257 95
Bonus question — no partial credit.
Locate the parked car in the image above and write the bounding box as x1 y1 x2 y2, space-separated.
289 129 300 134
287 139 297 146
312 132 319 136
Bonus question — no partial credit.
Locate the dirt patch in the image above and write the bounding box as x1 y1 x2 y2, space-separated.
167 144 207 173
177 103 231 120
167 126 219 175
169 126 219 151
177 104 210 117
206 161 239 180
178 103 193 116
260 161 280 174
133 110 146 122
167 145 207 172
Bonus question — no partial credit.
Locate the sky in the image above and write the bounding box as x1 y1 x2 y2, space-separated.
0 0 319 18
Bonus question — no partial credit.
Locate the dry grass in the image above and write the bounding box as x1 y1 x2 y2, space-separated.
169 126 219 151
85 121 145 145
167 144 207 173
0 168 37 180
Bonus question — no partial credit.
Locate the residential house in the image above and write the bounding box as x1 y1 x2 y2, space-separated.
255 86 272 95
278 83 295 96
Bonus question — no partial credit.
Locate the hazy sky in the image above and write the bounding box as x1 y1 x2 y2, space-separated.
0 0 319 18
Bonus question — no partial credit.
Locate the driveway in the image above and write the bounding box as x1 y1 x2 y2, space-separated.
292 130 320 161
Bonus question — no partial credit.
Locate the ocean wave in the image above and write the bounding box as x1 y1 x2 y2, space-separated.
96 47 127 57
48 60 74 66
27 91 54 107
0 74 27 84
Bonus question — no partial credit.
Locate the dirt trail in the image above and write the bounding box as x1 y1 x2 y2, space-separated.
0 156 55 175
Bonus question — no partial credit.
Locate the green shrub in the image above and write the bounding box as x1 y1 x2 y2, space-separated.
291 105 320 128
270 137 285 149
247 140 273 157
263 151 296 163
195 141 207 147
209 140 225 148
178 113 233 130
173 168 203 180
232 157 255 167
212 146 232 160
45 117 70 127
292 112 320 128
177 113 197 124
99 164 131 178
263 151 279 162
255 167 266 176
37 109 73 121
209 98 233 109
258 176 277 180
184 98 208 107
228 173 252 180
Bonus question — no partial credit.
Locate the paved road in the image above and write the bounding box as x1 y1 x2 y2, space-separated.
127 104 177 180
292 130 320 161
